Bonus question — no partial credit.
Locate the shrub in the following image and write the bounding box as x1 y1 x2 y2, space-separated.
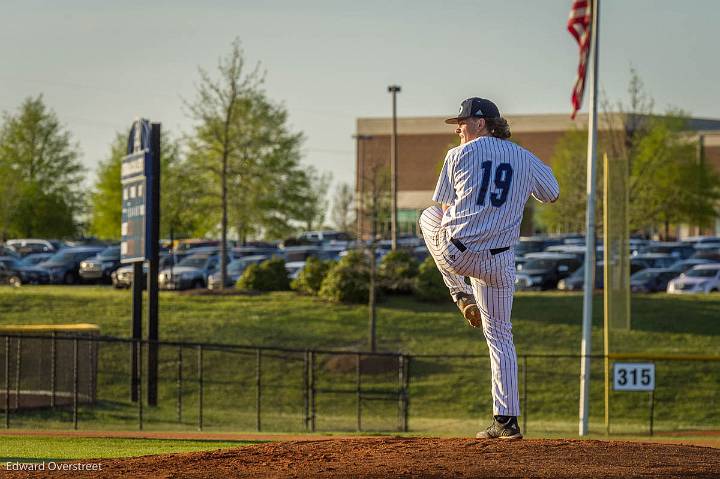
319 250 370 303
237 256 290 291
413 256 447 301
378 249 419 294
291 256 334 295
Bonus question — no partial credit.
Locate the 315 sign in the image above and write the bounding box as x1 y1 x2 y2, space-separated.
613 363 655 391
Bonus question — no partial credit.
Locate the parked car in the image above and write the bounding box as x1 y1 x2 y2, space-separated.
631 253 676 270
0 245 20 258
542 244 595 261
667 264 720 294
158 253 228 290
297 231 351 245
79 246 121 284
514 236 563 258
640 242 696 260
558 264 604 291
5 239 56 257
174 239 221 253
668 258 715 273
207 255 270 290
0 256 51 286
232 246 281 258
515 253 582 290
558 260 647 291
630 268 679 293
18 252 54 266
111 255 176 289
681 236 720 246
285 261 306 280
38 246 105 284
690 246 720 262
282 246 322 262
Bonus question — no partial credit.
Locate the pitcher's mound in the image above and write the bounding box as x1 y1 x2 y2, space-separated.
17 437 720 478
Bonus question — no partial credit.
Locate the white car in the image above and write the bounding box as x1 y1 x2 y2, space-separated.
666 264 720 294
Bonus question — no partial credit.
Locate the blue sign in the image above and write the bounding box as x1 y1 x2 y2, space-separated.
121 119 154 263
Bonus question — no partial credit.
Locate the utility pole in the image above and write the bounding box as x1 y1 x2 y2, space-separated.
387 85 401 250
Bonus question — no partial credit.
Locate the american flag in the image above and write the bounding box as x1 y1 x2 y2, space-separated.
568 0 593 119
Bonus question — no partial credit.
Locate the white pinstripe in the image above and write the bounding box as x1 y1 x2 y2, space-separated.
421 135 559 418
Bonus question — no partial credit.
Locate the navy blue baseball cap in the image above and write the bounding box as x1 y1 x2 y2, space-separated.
445 97 501 124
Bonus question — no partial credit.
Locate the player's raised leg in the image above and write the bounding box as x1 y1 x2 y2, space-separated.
418 206 472 300
418 206 480 326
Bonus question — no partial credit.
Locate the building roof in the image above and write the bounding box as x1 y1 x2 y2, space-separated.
357 113 720 136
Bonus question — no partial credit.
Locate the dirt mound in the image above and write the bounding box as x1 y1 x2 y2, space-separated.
7 437 720 478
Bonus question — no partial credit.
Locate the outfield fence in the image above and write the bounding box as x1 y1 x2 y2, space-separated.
1 333 718 435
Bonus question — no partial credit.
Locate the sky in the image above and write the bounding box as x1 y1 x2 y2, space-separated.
2 0 719 197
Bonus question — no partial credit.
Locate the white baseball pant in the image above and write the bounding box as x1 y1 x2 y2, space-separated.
419 205 521 417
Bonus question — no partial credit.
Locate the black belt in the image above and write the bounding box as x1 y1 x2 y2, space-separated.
450 238 510 256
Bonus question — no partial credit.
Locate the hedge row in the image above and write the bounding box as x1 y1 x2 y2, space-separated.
235 250 446 304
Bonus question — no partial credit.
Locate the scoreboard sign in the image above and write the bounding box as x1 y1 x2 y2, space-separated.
121 150 148 263
613 362 655 391
121 118 156 264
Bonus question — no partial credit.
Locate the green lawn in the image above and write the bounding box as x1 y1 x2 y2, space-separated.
0 435 253 462
0 286 718 435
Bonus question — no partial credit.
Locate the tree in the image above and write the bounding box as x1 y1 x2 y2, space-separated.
536 69 720 236
533 129 592 233
331 182 355 234
295 166 331 231
88 132 202 240
186 39 323 284
88 135 124 239
0 95 84 237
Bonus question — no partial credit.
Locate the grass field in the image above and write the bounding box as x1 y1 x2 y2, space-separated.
0 435 253 462
0 286 719 436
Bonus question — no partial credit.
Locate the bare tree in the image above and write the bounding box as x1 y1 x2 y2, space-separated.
358 163 390 352
331 182 355 234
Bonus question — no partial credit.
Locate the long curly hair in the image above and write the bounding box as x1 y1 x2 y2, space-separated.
485 117 511 139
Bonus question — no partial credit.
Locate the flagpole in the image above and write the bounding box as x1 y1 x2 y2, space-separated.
579 0 600 437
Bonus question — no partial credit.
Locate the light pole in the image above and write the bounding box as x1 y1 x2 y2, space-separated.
388 85 401 250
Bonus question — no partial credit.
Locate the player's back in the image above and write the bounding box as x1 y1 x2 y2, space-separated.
434 136 558 250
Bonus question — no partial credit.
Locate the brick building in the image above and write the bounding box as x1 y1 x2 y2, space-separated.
354 113 720 240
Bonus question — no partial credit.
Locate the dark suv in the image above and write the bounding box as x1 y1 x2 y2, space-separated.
515 253 582 290
158 253 230 290
38 246 105 284
0 256 51 286
79 246 121 284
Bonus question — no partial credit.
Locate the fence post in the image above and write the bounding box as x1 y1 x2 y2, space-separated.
404 355 411 432
137 341 143 431
649 390 655 436
397 354 405 432
14 338 21 410
303 350 309 431
197 345 203 431
177 346 183 423
356 353 362 432
256 349 262 432
130 341 138 402
87 338 94 404
522 355 527 435
310 351 316 432
73 338 79 430
4 337 9 428
50 332 56 409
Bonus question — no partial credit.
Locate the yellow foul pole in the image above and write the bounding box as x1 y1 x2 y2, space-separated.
603 153 610 435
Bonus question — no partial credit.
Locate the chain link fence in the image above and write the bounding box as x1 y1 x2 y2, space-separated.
1 333 718 435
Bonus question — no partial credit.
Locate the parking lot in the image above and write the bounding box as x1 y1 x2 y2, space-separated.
1 232 719 295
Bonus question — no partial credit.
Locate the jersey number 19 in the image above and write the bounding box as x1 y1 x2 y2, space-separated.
477 161 514 207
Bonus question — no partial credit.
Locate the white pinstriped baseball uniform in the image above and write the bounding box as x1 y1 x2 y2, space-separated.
419 135 559 417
